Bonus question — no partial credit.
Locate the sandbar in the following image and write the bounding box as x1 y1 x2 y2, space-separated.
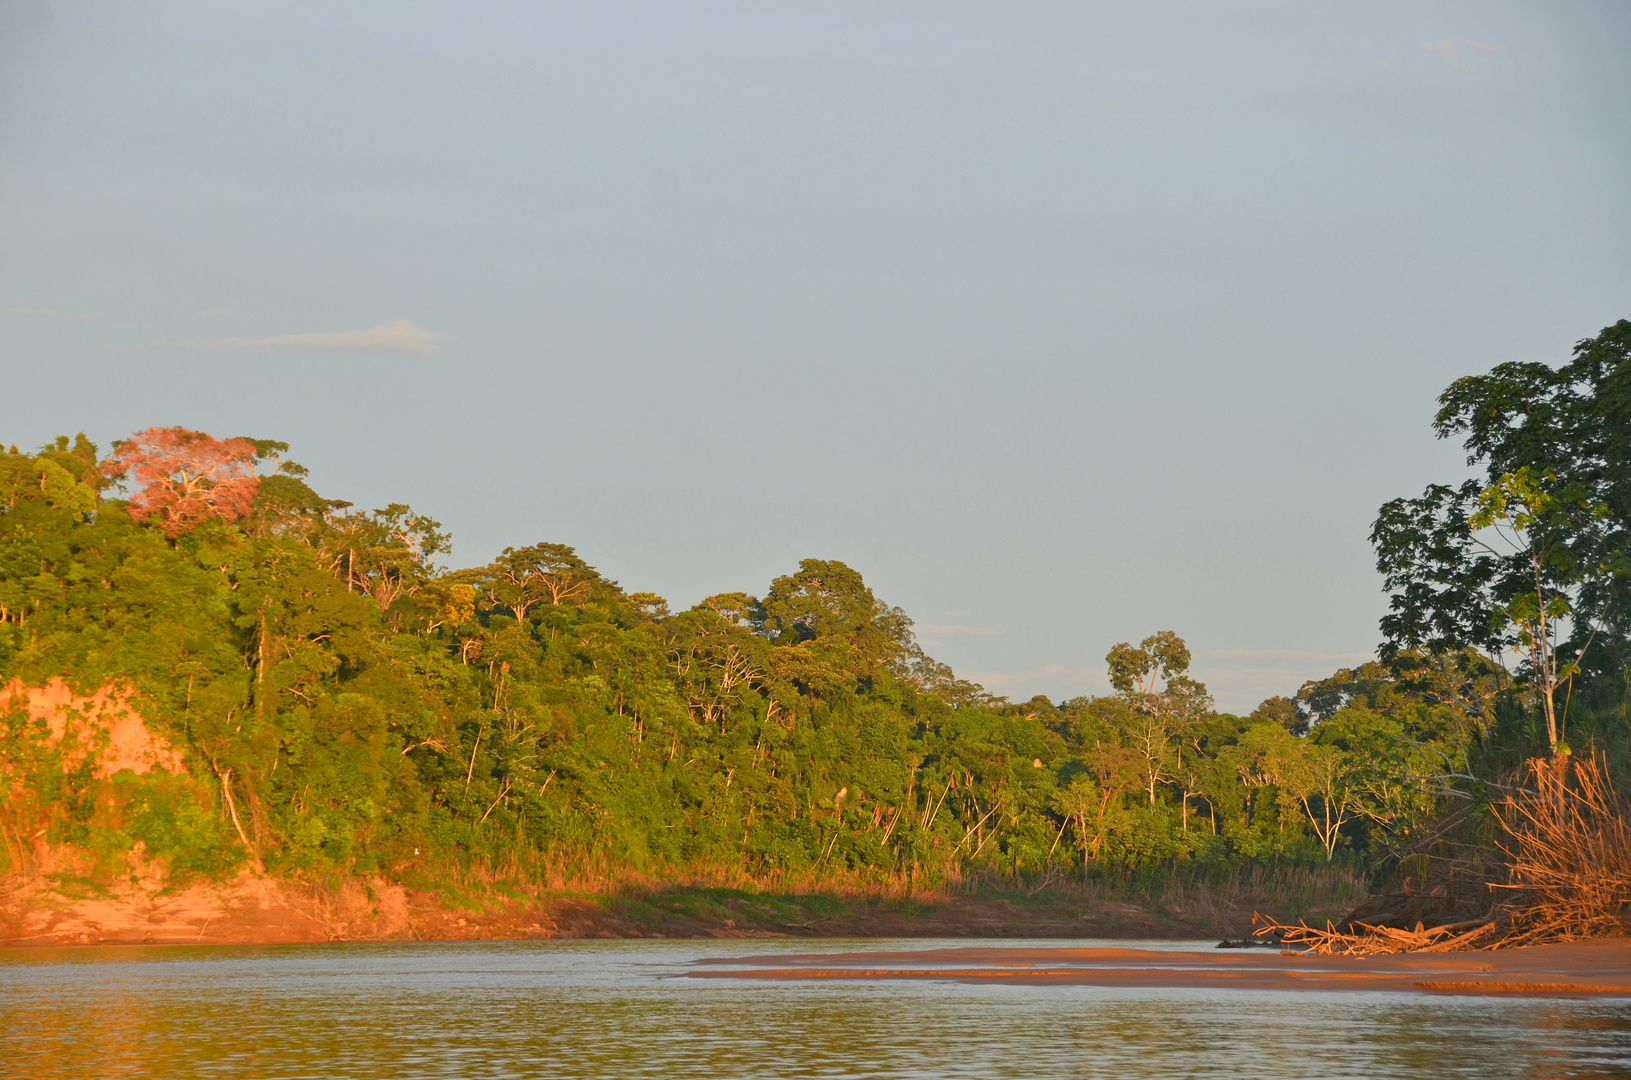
683 939 1631 998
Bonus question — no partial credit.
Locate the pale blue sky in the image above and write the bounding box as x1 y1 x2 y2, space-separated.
2 1 1628 710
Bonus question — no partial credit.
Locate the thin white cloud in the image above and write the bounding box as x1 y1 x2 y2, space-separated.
1198 649 1375 663
1413 38 1515 71
1418 38 1462 67
1190 666 1305 689
1 307 103 320
915 624 1001 638
962 664 1107 698
208 319 446 355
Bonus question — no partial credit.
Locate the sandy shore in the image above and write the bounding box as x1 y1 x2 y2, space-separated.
684 940 1631 998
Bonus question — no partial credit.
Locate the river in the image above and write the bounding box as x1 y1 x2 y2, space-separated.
3 938 1628 1078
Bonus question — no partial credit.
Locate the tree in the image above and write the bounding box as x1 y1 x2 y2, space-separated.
0 441 104 630
1 440 99 519
1309 704 1440 854
100 427 260 537
663 608 768 732
1251 695 1308 737
1284 742 1355 861
758 558 913 672
1468 467 1597 750
1217 721 1303 849
692 592 758 626
1052 745 1138 863
234 438 343 541
760 559 873 640
625 592 670 621
34 412 1584 902
892 645 1001 707
1434 320 1631 664
1105 631 1212 803
326 504 450 612
3 434 104 516
1372 321 1631 754
472 542 597 624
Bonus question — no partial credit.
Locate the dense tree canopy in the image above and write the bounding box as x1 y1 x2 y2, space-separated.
0 433 1483 886
4 325 1627 891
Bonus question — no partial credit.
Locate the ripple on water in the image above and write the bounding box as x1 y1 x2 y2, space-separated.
2 939 1628 1079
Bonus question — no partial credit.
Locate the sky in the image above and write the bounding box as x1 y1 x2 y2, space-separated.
2 1 1628 711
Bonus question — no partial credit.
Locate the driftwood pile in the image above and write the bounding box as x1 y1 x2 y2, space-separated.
1255 914 1501 956
1255 755 1631 955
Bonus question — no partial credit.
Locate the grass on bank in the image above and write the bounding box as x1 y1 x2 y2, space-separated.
580 861 1372 938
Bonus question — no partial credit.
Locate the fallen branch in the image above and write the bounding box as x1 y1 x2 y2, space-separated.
1252 754 1630 955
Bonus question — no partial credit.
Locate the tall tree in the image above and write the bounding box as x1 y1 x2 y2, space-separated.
1371 320 1631 753
758 558 913 673
100 427 260 537
468 542 597 625
1106 631 1212 804
326 504 450 612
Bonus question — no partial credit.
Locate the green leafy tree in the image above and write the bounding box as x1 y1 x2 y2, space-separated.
1282 741 1354 861
471 542 597 625
22 413 1575 895
1467 467 1600 751
1106 631 1212 804
1251 695 1308 737
758 559 912 672
326 504 450 613
1372 320 1631 754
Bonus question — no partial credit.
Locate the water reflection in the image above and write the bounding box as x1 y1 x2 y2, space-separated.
2 940 1628 1079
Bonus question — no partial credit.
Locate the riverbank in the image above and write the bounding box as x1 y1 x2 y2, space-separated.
683 940 1631 998
0 863 1365 946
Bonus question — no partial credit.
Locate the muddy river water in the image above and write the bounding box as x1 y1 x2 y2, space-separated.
3 938 1628 1078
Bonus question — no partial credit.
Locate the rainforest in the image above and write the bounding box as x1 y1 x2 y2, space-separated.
2 322 1629 943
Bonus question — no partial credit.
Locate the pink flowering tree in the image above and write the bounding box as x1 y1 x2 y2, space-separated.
101 427 260 537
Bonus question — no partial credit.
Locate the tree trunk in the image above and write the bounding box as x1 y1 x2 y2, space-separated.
256 610 269 716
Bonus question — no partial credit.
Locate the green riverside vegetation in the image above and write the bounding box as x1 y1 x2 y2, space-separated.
2 322 1627 903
